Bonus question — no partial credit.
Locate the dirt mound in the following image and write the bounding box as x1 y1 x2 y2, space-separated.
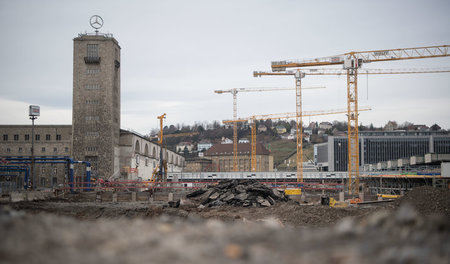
1 204 448 264
187 179 288 207
393 186 450 218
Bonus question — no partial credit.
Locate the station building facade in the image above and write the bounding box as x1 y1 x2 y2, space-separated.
0 27 185 191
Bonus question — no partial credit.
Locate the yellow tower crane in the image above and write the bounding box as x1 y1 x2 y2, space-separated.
214 86 325 172
254 67 450 185
151 114 198 183
222 107 371 173
269 45 450 194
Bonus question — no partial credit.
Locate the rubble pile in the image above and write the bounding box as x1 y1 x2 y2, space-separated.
187 179 289 207
393 186 450 217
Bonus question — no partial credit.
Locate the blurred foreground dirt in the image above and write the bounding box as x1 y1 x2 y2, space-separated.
0 186 449 264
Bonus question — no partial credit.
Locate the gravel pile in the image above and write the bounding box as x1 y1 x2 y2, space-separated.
393 186 450 218
187 179 289 207
1 204 449 264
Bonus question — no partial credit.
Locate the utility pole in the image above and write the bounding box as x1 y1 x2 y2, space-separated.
29 105 40 189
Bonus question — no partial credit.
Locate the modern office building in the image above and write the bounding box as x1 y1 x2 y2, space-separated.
315 131 450 171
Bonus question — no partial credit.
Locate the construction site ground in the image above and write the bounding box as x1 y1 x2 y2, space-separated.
1 186 449 264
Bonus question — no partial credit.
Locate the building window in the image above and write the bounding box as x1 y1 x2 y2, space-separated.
86 146 98 152
3 135 7 141
65 147 69 153
53 147 57 152
6 148 10 153
35 134 40 141
18 147 22 152
85 116 99 123
87 67 100 74
25 134 30 141
14 134 19 141
87 44 99 57
85 84 100 90
86 132 99 138
42 147 46 152
46 134 51 140
56 135 61 141
85 99 99 105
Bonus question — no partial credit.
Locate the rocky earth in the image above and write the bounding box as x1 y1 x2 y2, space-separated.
186 179 289 207
0 203 449 264
393 185 450 218
1 185 449 263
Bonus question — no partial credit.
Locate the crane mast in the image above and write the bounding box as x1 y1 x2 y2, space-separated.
223 107 371 172
215 85 325 172
269 45 450 194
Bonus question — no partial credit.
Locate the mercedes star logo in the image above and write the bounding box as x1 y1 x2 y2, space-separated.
90 15 104 30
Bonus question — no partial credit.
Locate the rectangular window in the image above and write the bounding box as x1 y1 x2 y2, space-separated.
87 44 99 57
18 147 22 152
86 146 98 152
3 134 7 141
53 147 57 152
85 99 99 105
65 147 69 153
25 134 30 141
85 84 100 90
46 134 51 140
6 148 10 153
87 67 100 74
35 134 40 141
14 134 19 141
86 132 99 138
42 147 46 152
56 135 61 141
85 116 99 122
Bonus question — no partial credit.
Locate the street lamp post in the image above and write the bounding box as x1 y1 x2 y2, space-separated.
29 105 40 189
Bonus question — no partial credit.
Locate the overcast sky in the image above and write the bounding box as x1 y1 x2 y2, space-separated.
0 0 449 134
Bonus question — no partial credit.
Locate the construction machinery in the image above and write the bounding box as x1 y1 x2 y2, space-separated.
150 114 198 183
263 47 450 194
215 86 325 172
222 107 371 172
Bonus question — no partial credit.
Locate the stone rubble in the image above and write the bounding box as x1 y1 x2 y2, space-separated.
186 179 289 207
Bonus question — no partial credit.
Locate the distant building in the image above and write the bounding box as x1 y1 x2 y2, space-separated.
257 124 267 132
204 143 273 172
238 138 250 143
384 121 398 131
119 130 184 180
276 125 287 134
184 158 213 172
197 139 213 151
308 122 318 129
221 137 233 144
314 131 450 171
0 125 72 188
176 142 194 153
319 122 332 130
304 127 313 135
